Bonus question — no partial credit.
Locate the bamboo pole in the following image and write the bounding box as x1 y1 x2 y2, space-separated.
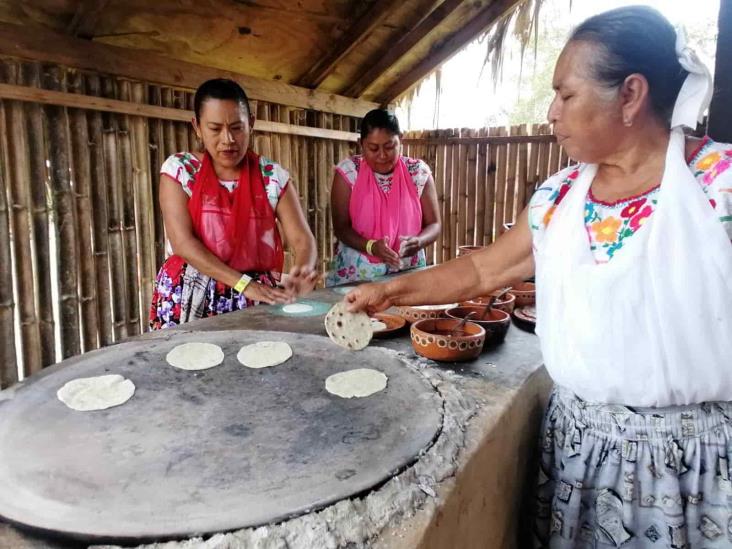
131 81 155 332
316 112 329 273
516 124 529 212
445 128 456 259
255 102 272 159
173 89 189 153
161 88 177 159
101 77 129 341
3 60 42 376
20 62 55 365
465 128 478 246
85 74 114 347
148 85 166 268
456 128 468 248
433 130 446 264
526 123 541 207
117 80 141 337
42 64 82 360
67 71 99 352
537 124 551 190
504 125 520 226
324 113 335 272
0 98 18 388
476 127 488 246
494 126 508 239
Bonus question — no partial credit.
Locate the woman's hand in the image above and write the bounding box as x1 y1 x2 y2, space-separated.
243 281 291 305
398 235 422 258
282 265 319 300
372 237 401 268
345 282 392 315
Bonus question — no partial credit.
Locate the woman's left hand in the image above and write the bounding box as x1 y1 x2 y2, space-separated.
282 265 319 300
398 235 422 258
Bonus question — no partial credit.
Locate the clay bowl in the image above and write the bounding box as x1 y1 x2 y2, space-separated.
462 291 516 314
511 282 536 307
369 312 406 338
396 303 458 324
457 245 485 257
410 318 485 362
446 306 511 348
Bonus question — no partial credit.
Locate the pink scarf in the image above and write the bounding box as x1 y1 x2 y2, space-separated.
349 157 422 263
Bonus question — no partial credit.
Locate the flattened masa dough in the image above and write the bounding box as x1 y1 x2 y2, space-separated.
282 303 314 314
237 341 293 369
57 374 135 412
325 368 388 398
324 301 372 350
166 342 225 371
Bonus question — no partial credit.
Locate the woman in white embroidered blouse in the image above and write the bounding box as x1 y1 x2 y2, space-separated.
345 7 732 548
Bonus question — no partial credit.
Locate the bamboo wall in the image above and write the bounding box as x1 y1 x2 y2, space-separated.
402 125 570 265
0 57 357 388
0 57 569 389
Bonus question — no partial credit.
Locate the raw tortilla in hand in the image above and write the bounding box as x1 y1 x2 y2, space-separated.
325 368 388 398
166 342 225 370
57 374 135 411
237 341 293 369
324 301 372 350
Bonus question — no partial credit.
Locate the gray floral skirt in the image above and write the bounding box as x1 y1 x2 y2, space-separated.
533 386 732 548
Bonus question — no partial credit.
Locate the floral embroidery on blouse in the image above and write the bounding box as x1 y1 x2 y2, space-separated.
529 137 732 263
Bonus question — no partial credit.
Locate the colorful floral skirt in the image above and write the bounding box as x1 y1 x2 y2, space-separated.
149 255 276 330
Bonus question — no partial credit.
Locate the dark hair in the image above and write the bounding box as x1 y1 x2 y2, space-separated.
193 78 251 122
570 6 688 124
359 109 401 140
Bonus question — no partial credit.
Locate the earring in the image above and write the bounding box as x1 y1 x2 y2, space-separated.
624 118 632 127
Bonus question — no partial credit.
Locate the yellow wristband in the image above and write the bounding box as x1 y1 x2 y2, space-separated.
365 239 377 255
233 274 252 293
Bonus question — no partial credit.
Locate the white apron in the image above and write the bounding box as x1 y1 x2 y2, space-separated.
535 129 732 407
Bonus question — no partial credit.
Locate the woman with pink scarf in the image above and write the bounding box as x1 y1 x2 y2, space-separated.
326 109 441 286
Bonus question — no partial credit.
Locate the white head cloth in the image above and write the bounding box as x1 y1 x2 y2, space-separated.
671 25 713 129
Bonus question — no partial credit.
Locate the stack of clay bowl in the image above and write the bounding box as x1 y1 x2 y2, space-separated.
446 305 511 348
396 303 458 324
410 318 485 362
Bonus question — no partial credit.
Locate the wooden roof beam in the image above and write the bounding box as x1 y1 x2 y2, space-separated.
66 0 111 39
343 0 464 98
376 0 522 104
0 21 378 118
295 0 396 89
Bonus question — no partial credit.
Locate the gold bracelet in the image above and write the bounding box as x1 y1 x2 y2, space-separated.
365 239 376 255
233 274 252 293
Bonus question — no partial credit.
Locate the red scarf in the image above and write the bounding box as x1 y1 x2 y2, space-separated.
187 150 283 278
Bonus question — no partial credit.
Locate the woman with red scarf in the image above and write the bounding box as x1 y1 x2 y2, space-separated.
326 109 441 286
150 79 317 329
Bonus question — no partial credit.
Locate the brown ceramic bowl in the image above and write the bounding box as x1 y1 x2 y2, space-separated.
511 282 536 307
369 312 406 338
457 245 485 257
462 291 516 314
396 304 458 324
446 306 511 347
410 318 485 362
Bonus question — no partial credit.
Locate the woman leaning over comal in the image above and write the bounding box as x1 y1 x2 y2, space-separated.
345 7 732 547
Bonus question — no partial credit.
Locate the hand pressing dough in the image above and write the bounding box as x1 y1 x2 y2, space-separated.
324 301 372 351
57 374 135 411
282 303 313 314
166 342 225 370
325 368 388 398
237 341 293 369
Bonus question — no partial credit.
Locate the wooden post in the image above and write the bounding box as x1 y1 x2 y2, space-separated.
20 62 55 365
68 71 100 352
433 130 446 264
447 128 458 259
148 85 167 269
504 125 520 225
0 98 18 388
466 129 478 245
85 74 114 347
476 127 488 245
456 128 468 248
494 127 508 238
